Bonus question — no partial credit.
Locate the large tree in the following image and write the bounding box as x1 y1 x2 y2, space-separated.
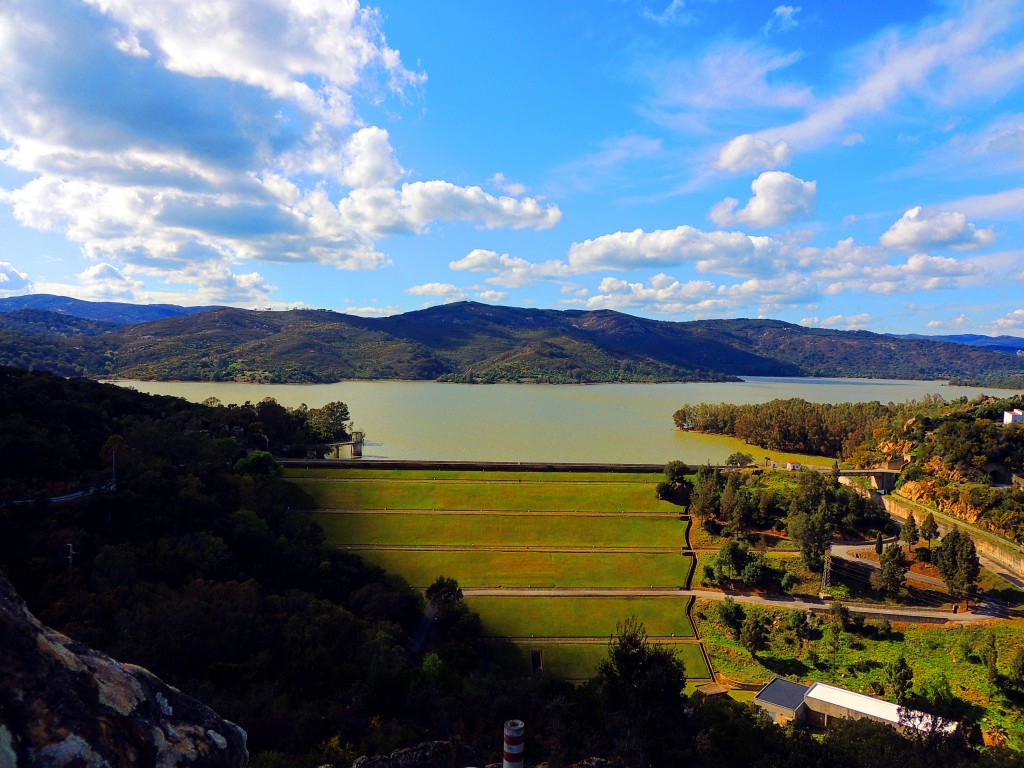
934 527 980 601
883 655 914 704
873 542 908 598
688 469 721 525
920 512 940 550
598 617 688 767
786 505 833 571
900 512 920 551
306 400 352 442
425 575 464 620
740 611 769 656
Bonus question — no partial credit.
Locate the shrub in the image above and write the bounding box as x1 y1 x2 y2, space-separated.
717 597 745 639
741 559 765 586
785 609 806 633
701 564 720 586
780 571 799 593
914 546 931 563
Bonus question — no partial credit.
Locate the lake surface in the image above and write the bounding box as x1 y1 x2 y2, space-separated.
110 377 1020 465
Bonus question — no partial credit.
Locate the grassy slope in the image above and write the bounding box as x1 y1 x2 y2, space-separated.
286 468 661 483
293 477 678 512
300 467 703 678
464 596 695 637
352 548 694 589
311 511 688 548
500 641 712 681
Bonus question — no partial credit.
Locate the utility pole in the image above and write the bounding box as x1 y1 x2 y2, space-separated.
820 545 832 598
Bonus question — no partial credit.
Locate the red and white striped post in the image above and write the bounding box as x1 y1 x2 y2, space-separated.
502 719 524 768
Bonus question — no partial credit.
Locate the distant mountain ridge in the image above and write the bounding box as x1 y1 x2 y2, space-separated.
0 293 221 325
894 332 1024 356
1 297 1022 385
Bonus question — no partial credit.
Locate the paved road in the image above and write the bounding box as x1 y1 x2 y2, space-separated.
461 586 993 623
886 496 1024 591
831 542 947 588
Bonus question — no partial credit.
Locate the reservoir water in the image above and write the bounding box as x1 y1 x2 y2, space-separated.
112 378 1019 465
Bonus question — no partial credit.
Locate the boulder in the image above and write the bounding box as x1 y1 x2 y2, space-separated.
0 574 247 767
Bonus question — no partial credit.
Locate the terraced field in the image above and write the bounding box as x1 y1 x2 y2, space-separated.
289 466 711 681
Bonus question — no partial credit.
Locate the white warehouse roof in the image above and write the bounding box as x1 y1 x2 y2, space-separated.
804 682 956 733
805 682 901 725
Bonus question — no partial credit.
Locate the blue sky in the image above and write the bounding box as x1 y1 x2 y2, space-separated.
1 0 1023 335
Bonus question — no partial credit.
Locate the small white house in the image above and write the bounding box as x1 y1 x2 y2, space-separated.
1004 409 1024 425
785 461 802 471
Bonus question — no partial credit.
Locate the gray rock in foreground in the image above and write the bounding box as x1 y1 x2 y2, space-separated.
0 574 248 768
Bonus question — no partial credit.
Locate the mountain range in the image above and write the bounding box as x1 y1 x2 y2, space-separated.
0 295 1022 385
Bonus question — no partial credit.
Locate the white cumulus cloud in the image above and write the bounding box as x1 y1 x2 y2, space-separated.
567 226 787 278
0 0 561 304
799 313 873 330
449 249 572 288
0 262 32 296
406 282 467 300
475 290 508 303
991 309 1024 330
714 134 792 172
880 206 996 251
710 171 816 228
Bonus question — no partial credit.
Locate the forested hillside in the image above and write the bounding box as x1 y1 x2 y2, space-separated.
2 301 1023 384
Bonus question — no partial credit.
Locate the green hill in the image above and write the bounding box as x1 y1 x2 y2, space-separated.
1 301 1022 384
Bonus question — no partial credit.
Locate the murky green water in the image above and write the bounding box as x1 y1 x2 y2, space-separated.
109 377 1018 464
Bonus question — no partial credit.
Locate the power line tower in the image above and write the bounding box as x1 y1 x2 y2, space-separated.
819 545 832 599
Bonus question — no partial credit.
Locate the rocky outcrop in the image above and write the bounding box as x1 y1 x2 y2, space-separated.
0 574 247 768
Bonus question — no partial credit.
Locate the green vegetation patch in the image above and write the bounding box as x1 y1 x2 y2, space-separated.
501 641 711 681
285 467 662 483
464 596 695 638
294 476 677 512
313 511 688 549
695 599 1024 750
350 549 694 589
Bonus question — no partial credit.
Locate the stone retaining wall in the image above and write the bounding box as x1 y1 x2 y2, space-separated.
884 495 1024 578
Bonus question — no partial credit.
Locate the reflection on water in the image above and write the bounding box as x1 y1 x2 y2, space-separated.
110 377 1018 465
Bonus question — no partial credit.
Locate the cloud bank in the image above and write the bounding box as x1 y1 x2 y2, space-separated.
0 0 560 303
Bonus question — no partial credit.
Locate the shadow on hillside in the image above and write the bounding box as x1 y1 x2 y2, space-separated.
758 655 811 678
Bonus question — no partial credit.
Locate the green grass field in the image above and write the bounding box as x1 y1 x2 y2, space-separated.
464 596 695 638
286 468 662 483
297 466 705 679
312 511 688 548
498 641 711 680
349 548 695 588
291 476 679 513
